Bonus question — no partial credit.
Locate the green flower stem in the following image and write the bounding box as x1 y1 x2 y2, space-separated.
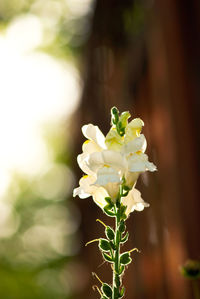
112 204 121 299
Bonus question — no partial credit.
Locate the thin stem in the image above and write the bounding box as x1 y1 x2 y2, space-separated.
112 204 121 299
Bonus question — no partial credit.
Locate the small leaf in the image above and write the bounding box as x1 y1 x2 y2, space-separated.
102 253 113 263
118 221 126 233
119 286 125 298
119 265 125 275
120 252 132 265
120 232 129 243
106 226 115 240
102 283 112 298
99 239 111 251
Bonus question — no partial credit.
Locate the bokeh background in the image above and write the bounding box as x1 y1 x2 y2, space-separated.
0 0 199 298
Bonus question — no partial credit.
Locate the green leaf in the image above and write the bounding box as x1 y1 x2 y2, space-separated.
119 286 125 298
120 232 129 243
106 226 115 240
119 265 125 275
118 221 126 233
120 252 132 265
99 239 111 251
102 253 113 263
102 283 112 298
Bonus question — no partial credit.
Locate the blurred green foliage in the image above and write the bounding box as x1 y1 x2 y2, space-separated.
0 0 92 297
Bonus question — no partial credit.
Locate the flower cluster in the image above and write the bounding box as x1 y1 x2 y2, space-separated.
73 107 156 217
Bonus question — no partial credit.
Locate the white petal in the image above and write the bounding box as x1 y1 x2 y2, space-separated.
86 150 127 173
124 171 139 188
122 134 147 154
105 128 123 151
94 167 121 186
127 153 148 172
82 124 106 149
92 187 109 208
86 151 104 173
77 153 94 175
82 140 102 154
124 118 144 144
93 166 121 200
127 152 157 173
146 161 157 171
73 186 90 199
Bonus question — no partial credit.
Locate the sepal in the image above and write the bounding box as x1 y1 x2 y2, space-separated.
103 206 115 217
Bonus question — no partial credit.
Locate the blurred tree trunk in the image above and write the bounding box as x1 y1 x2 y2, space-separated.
74 0 200 298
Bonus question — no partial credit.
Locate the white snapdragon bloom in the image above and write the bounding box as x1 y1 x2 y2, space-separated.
73 111 156 216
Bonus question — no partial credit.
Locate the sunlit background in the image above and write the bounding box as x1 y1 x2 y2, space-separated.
0 0 93 298
0 0 200 298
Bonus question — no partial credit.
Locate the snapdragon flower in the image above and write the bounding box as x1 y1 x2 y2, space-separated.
73 107 157 299
73 108 156 216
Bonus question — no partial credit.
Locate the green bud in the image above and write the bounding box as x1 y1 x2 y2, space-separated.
180 259 200 280
111 107 119 125
106 226 115 240
120 252 132 265
102 252 113 263
120 231 129 243
119 221 126 233
102 283 112 298
111 107 119 115
99 239 110 251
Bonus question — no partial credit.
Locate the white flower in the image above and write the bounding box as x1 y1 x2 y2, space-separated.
122 188 149 216
73 175 108 208
73 113 156 216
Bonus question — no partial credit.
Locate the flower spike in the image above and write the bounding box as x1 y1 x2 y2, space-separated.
73 106 157 298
